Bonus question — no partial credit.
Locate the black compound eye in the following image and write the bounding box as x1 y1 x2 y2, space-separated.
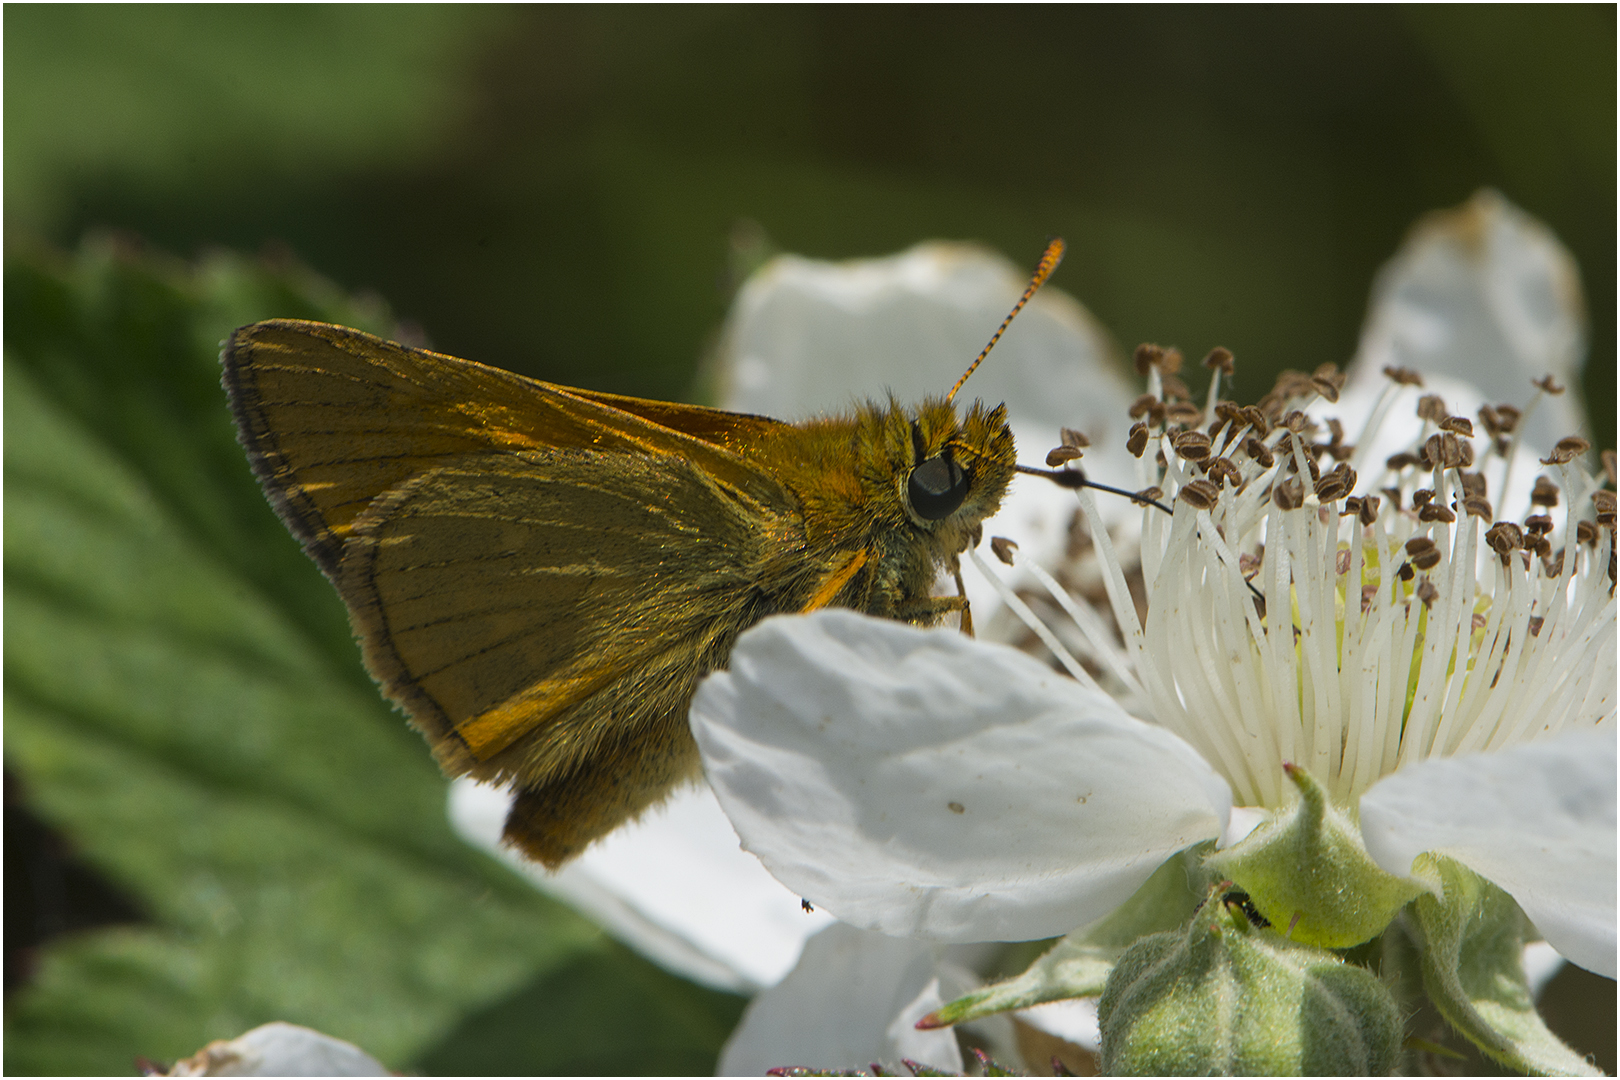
908 453 970 520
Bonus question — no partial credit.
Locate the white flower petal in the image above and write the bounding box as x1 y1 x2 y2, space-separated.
717 242 1136 448
1347 189 1587 452
691 610 1231 942
1359 728 1616 977
885 977 963 1072
718 923 965 1076
167 1022 388 1076
1017 998 1101 1053
448 778 831 992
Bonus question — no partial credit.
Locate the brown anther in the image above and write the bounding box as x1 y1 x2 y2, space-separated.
1458 439 1474 467
1132 343 1165 375
1415 581 1439 607
1533 375 1566 395
1418 503 1457 524
1161 374 1191 402
1313 473 1350 502
1524 514 1554 536
1478 405 1502 437
1244 437 1275 468
1310 375 1342 403
1387 451 1421 471
1361 584 1380 613
1271 370 1315 402
1592 490 1616 515
1425 432 1463 469
1273 477 1305 510
1046 445 1084 467
1214 401 1245 428
1202 346 1235 375
1207 457 1243 489
1472 612 1488 632
1382 486 1402 509
1314 464 1355 503
1383 365 1424 387
1239 551 1262 577
1126 423 1149 458
1412 489 1435 507
1160 348 1185 375
1325 418 1345 446
1164 402 1204 427
1493 404 1521 433
1134 486 1164 505
1599 511 1617 529
1494 435 1513 457
1359 495 1382 526
1179 480 1220 510
1544 551 1565 578
1155 449 1168 469
1398 562 1416 581
1335 548 1352 576
1440 416 1474 437
1527 615 1546 636
1528 534 1552 558
1602 449 1616 486
1172 430 1213 461
1417 394 1450 423
1486 522 1523 560
1128 393 1161 421
1531 477 1560 507
1541 436 1590 466
1459 472 1488 499
1240 406 1270 438
1462 496 1492 520
990 536 1019 566
1405 536 1441 571
1576 520 1598 546
1060 427 1091 449
1282 410 1310 433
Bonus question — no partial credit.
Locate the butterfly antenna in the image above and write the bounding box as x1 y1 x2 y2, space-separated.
947 237 1067 403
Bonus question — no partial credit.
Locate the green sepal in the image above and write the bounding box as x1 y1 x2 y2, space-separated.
1097 885 1401 1076
1208 763 1423 947
919 845 1212 1028
1410 854 1601 1077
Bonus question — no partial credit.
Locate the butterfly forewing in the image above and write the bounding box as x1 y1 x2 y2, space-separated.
223 320 792 574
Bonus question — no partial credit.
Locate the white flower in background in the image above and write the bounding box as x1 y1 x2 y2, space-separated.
159 1022 388 1077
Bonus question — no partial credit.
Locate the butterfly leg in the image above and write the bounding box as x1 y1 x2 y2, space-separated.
949 555 974 638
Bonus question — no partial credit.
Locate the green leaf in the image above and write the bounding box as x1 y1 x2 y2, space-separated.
3 238 744 1074
921 845 1212 1028
1411 854 1601 1077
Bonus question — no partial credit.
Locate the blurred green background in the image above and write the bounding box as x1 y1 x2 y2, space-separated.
5 6 1614 1076
7 6 1616 429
